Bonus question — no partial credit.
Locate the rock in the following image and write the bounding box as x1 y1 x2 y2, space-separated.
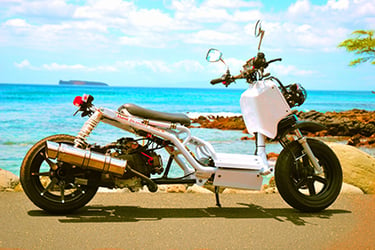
297 109 375 139
347 134 361 146
241 136 253 141
190 110 375 144
0 168 19 191
341 183 364 194
13 183 23 192
190 116 246 130
186 184 213 193
327 143 375 194
166 184 186 193
222 188 260 194
267 152 279 160
347 133 375 147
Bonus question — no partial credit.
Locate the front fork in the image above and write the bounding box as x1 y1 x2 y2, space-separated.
294 129 323 175
255 133 272 175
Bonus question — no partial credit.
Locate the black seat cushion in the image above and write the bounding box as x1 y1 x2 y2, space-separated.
118 103 191 126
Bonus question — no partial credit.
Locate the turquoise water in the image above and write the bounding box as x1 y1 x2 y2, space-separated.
1 83 375 176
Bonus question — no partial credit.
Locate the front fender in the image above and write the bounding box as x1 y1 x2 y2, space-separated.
294 120 327 133
276 117 326 140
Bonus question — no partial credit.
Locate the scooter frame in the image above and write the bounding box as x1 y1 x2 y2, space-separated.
75 105 272 190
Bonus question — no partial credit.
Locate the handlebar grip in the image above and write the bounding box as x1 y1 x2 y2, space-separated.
268 58 282 64
210 77 224 85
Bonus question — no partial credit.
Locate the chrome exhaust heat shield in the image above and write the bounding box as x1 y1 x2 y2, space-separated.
45 141 126 176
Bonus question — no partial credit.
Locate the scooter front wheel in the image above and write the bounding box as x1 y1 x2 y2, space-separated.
20 134 99 214
275 138 342 212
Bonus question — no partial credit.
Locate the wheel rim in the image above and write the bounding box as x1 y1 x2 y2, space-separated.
291 152 331 198
29 145 94 205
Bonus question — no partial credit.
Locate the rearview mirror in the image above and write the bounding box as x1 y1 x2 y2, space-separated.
254 20 265 51
206 48 223 62
254 20 263 37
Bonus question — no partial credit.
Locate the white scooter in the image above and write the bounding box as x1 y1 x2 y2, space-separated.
20 20 342 213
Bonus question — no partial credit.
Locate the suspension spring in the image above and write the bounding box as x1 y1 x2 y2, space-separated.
74 110 103 148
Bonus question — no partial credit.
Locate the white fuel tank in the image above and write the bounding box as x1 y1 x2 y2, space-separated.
240 80 291 139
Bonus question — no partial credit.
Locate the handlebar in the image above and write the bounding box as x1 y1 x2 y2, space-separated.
210 77 225 85
267 58 282 65
210 69 236 87
209 56 282 87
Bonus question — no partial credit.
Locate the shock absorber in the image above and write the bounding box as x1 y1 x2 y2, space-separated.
74 109 103 148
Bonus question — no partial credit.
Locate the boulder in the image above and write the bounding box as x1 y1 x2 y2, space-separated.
327 143 375 194
341 183 364 194
0 168 19 191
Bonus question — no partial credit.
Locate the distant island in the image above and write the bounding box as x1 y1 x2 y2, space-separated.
59 80 108 86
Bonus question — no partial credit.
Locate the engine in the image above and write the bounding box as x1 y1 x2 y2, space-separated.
115 137 163 177
92 137 163 191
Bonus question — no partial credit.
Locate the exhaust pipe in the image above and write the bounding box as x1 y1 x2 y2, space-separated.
45 141 126 176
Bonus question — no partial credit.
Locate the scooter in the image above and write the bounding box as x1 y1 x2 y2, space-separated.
20 20 342 213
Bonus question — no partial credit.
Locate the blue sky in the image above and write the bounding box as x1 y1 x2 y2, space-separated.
0 0 374 90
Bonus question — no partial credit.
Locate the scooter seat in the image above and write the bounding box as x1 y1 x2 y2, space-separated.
118 103 191 126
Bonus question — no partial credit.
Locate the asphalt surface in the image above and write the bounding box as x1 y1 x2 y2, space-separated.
0 192 374 250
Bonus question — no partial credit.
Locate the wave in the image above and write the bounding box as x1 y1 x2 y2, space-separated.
1 141 34 146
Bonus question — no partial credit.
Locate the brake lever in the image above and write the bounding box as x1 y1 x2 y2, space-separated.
223 70 235 87
73 109 80 116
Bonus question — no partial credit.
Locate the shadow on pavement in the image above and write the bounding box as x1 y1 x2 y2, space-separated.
28 203 351 226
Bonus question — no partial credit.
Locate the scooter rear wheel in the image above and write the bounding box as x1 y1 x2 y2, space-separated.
275 138 342 212
20 134 99 214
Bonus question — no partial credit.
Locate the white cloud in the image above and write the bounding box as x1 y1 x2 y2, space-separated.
3 0 365 53
233 10 263 22
262 20 350 52
128 9 174 31
288 0 311 15
327 0 350 10
184 30 244 45
4 18 31 27
202 0 262 9
14 59 32 68
6 0 75 19
207 57 244 75
173 4 231 24
119 36 143 46
172 60 205 72
43 63 87 71
2 0 375 53
270 64 314 76
115 59 205 73
3 0 375 78
352 0 375 18
73 0 134 20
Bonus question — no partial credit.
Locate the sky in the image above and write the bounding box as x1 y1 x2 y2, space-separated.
0 0 374 90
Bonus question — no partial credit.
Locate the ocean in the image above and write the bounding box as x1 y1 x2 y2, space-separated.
1 83 375 177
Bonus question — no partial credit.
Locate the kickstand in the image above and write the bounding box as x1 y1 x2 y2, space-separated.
215 186 221 208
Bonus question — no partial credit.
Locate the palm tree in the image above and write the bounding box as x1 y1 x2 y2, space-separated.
338 30 375 66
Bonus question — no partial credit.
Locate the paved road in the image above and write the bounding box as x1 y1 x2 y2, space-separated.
0 192 374 249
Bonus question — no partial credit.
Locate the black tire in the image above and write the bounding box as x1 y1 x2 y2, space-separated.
20 134 99 214
275 138 342 212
